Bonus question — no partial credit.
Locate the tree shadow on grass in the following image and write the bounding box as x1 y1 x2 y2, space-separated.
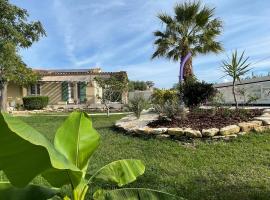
176 176 270 200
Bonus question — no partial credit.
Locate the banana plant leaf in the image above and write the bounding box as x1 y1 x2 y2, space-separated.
93 188 181 200
0 112 82 188
0 182 59 200
90 159 145 187
54 112 100 174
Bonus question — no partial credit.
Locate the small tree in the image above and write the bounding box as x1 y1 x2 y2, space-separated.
95 74 128 117
221 50 251 109
0 0 46 111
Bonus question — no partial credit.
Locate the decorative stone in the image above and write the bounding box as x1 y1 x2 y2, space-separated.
254 117 270 125
115 112 159 132
237 132 247 136
261 113 270 117
212 136 226 140
225 134 238 139
136 127 153 134
220 125 240 136
263 109 270 114
254 125 270 133
185 128 202 138
156 134 170 139
167 128 185 136
150 128 168 135
250 120 263 126
202 128 219 137
238 121 262 132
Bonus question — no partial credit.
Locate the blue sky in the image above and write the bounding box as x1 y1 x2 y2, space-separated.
11 0 270 88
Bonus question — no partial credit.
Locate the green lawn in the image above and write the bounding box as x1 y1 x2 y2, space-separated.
3 114 270 200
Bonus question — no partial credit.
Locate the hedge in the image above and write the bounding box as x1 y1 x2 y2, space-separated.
23 96 49 110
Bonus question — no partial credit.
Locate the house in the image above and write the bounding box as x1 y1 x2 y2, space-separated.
214 75 270 105
5 68 128 109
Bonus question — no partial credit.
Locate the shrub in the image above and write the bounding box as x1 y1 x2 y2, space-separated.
151 89 182 119
128 95 150 119
23 96 49 110
181 79 217 109
151 89 178 106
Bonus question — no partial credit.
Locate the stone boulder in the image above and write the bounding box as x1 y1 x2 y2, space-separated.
238 120 262 132
212 135 226 140
156 134 170 139
263 109 270 114
150 128 168 135
254 125 270 133
237 132 247 136
115 112 159 133
220 125 240 136
254 116 270 125
202 128 219 137
185 128 202 138
167 128 185 136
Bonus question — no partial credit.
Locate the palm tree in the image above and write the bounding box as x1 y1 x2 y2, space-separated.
221 50 251 109
152 1 223 81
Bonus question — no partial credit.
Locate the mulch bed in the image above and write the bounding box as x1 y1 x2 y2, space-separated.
148 108 263 131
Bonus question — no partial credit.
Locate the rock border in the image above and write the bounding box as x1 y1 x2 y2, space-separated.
115 109 270 141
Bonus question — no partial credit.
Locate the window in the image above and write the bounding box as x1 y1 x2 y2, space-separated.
29 84 40 96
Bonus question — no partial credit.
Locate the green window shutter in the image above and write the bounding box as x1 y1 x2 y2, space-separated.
62 82 68 101
78 82 87 103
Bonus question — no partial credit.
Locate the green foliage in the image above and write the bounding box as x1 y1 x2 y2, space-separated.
0 0 45 110
151 89 178 106
90 159 145 187
0 111 175 200
210 91 225 108
221 50 251 108
22 96 49 110
0 183 59 200
95 74 128 116
151 89 180 119
181 79 217 108
152 1 223 78
128 80 154 92
0 112 82 188
128 95 150 119
14 115 270 200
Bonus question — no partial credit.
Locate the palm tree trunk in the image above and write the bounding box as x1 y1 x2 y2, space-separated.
232 80 238 109
0 82 8 112
183 56 193 80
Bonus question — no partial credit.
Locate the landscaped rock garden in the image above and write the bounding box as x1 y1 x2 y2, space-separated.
115 108 270 141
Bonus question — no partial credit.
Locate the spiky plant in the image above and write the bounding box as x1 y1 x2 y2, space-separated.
222 50 251 109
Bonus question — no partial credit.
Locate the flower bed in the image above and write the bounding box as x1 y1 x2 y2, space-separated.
148 108 263 130
115 109 270 140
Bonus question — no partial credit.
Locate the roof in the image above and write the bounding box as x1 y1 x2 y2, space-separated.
214 75 270 88
41 75 92 82
35 69 126 75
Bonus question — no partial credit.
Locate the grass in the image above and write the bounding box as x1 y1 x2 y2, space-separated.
2 114 270 200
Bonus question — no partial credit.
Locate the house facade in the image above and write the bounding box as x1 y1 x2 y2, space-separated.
5 68 128 109
214 75 270 105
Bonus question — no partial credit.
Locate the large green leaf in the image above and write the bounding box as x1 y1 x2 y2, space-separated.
90 159 145 187
93 188 181 200
0 182 59 200
0 112 82 188
54 112 100 174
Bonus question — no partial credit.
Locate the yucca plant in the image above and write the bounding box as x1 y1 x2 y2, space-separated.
221 50 251 109
0 111 180 200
